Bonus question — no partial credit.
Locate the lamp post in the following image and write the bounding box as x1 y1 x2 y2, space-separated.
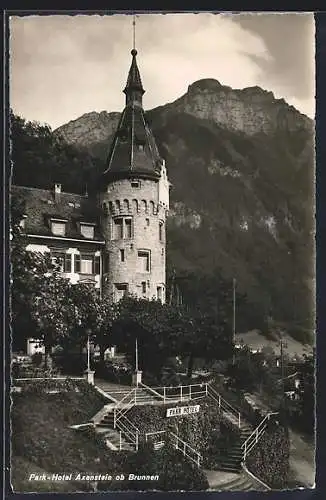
87 330 91 372
232 278 236 366
132 337 142 387
279 333 288 409
84 328 95 385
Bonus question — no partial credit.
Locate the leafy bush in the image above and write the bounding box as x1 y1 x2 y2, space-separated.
246 419 290 489
126 397 243 467
98 442 209 491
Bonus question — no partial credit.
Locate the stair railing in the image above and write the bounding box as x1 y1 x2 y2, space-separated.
207 384 241 428
241 412 278 459
150 383 208 404
113 388 136 428
145 430 202 467
115 412 140 451
139 382 165 401
170 432 203 467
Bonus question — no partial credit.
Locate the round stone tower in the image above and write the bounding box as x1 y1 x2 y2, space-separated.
99 49 170 303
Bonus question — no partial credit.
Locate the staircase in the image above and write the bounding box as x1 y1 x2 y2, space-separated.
92 380 275 481
95 426 134 451
204 469 268 491
217 421 253 473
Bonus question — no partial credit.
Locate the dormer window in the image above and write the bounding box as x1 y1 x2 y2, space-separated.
50 218 67 236
119 130 128 143
131 180 141 188
80 222 95 240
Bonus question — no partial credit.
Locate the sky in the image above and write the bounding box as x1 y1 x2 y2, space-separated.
9 12 315 130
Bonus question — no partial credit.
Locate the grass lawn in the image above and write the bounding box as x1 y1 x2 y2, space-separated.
11 457 82 493
10 381 123 492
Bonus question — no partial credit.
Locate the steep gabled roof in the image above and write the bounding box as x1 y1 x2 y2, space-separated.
12 185 103 242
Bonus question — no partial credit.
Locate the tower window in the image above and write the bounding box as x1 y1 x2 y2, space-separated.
141 281 146 294
120 249 125 262
146 218 150 226
157 286 163 302
137 250 150 272
113 217 132 239
159 221 164 241
125 218 132 238
131 180 141 188
115 283 128 302
114 218 124 239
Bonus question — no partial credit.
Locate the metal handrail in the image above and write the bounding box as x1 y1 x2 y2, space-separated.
170 431 203 467
13 377 84 381
207 385 241 428
113 388 137 429
208 385 239 415
115 412 140 451
241 412 278 458
145 430 202 467
139 382 164 400
114 388 136 410
151 383 208 403
145 430 167 441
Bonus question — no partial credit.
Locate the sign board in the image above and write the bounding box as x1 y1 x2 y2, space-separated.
166 405 200 418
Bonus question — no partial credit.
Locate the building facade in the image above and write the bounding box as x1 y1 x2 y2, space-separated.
12 48 170 303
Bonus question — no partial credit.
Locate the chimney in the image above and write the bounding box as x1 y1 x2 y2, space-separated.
54 183 61 202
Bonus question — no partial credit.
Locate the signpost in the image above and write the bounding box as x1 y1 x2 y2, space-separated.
166 405 200 418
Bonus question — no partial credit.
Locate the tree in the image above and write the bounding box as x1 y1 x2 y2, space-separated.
10 111 103 195
31 274 71 367
109 296 233 382
93 294 117 365
10 194 58 352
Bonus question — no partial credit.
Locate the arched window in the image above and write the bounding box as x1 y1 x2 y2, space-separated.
102 203 108 215
123 199 130 212
132 199 139 212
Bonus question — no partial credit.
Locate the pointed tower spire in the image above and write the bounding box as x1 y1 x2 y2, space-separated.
103 16 163 182
123 16 145 107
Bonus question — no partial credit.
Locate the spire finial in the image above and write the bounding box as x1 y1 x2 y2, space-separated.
132 14 136 52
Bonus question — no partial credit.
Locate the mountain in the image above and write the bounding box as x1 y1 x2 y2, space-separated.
56 79 312 145
14 79 315 342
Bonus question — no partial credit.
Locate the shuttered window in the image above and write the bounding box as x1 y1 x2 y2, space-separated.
51 252 72 273
74 254 100 275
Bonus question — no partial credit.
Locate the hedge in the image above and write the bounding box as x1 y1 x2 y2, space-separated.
246 419 290 489
97 442 209 491
126 397 241 468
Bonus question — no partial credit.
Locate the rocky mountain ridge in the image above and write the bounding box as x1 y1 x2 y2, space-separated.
55 79 313 145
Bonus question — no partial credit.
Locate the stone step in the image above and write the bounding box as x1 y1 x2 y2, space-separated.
226 475 264 491
217 465 241 473
95 426 134 451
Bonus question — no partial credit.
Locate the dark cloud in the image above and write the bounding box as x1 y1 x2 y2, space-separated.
232 13 314 100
